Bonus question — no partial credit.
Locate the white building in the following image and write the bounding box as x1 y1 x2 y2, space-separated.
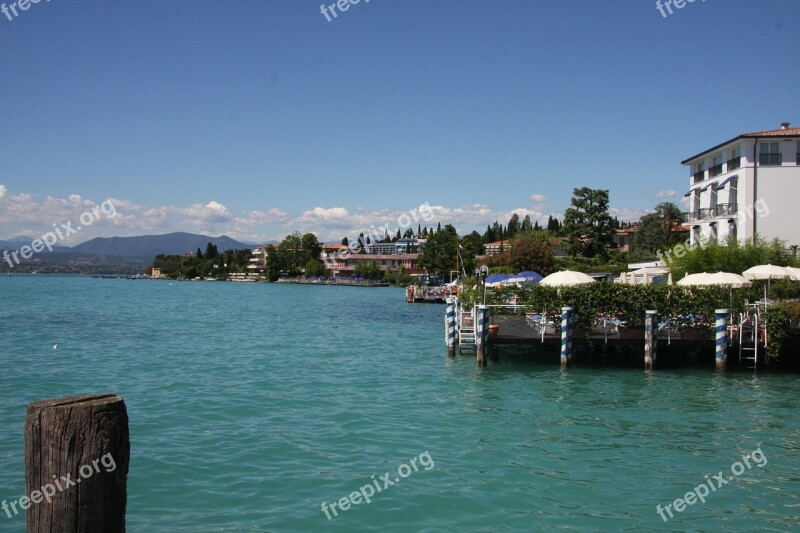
682 122 800 247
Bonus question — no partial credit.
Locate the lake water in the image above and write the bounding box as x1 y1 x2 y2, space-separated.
0 276 798 532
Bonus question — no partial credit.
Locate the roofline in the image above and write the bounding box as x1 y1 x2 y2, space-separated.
681 130 800 165
680 134 745 165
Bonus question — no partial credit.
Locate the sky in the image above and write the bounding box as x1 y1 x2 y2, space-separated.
1 0 799 245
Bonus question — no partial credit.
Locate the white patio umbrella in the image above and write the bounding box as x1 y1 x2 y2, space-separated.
617 272 627 284
742 264 793 300
642 271 650 285
539 270 597 286
676 272 714 286
704 271 752 288
667 272 674 286
742 264 793 281
783 266 800 281
629 272 637 285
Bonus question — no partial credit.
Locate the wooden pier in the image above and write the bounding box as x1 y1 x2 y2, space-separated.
444 297 769 369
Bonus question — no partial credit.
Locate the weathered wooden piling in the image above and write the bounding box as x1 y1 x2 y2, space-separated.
445 297 456 356
644 310 657 369
24 394 129 533
715 309 729 370
560 306 574 367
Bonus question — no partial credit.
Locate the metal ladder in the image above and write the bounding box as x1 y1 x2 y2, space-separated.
739 306 764 369
458 310 476 352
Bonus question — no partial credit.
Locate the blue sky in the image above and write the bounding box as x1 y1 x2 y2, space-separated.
1 0 799 244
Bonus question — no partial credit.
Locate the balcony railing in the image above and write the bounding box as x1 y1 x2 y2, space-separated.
683 211 698 223
727 156 741 171
715 203 737 217
709 164 723 177
698 208 715 220
693 171 705 183
759 153 782 166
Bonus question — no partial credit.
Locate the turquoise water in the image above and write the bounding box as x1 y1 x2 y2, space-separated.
1 276 799 532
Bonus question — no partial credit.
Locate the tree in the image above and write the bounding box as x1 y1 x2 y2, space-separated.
562 187 615 258
265 245 282 281
301 233 321 265
459 231 484 274
507 213 521 238
629 202 686 260
509 233 555 274
205 242 218 259
196 248 203 259
305 258 325 277
341 237 349 246
546 215 560 233
668 235 797 278
521 215 533 233
418 224 458 282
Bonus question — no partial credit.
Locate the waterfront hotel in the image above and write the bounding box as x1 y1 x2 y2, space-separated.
682 122 800 249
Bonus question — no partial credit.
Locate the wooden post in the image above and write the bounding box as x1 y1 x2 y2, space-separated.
476 305 488 366
715 309 729 370
24 394 129 533
445 297 456 356
560 306 574 367
645 310 657 370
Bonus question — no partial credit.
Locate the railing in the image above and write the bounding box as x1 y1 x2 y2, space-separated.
715 203 737 217
727 156 741 171
759 153 782 166
683 211 699 223
709 163 723 177
699 208 715 220
693 170 705 183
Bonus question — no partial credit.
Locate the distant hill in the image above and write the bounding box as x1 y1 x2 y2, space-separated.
68 232 253 258
0 237 65 250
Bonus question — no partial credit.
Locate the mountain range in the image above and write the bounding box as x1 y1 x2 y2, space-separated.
0 232 265 259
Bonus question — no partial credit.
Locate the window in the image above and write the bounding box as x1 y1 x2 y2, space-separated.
693 161 706 183
759 142 781 165
710 154 723 177
728 146 741 171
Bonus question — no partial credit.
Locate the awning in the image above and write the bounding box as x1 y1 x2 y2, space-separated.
716 175 737 188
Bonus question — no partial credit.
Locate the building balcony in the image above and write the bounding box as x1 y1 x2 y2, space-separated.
708 164 723 178
759 153 782 166
698 208 716 220
727 156 741 171
715 203 737 217
684 211 698 223
693 171 706 183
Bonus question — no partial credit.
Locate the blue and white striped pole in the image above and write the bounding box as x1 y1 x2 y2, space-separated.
476 305 488 366
445 297 456 356
561 306 574 367
715 309 729 370
645 310 657 370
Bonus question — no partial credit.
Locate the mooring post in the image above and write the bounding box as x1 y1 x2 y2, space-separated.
645 310 657 370
560 306 574 367
445 297 456 356
24 394 129 533
715 309 729 370
476 305 488 366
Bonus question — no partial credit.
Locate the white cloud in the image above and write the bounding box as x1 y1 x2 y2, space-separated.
529 194 546 203
656 190 677 198
0 185 7 201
